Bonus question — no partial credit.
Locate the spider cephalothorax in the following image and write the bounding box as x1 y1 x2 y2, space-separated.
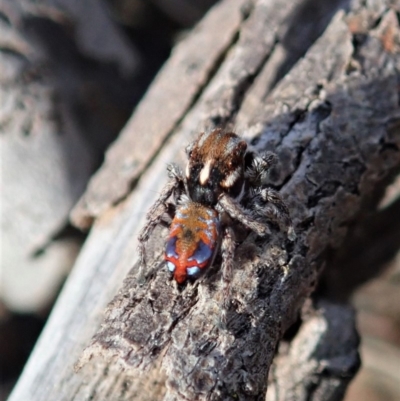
185 129 248 205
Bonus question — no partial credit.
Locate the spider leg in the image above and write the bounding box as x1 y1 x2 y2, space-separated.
220 226 236 324
217 194 270 237
167 163 188 198
251 187 296 241
245 151 277 187
137 163 185 281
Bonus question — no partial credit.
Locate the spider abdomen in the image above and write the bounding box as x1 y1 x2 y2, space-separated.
164 200 220 284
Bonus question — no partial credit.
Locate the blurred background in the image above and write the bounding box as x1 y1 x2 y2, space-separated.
1 0 399 400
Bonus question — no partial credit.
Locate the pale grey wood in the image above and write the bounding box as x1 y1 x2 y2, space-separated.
0 0 144 312
0 0 93 312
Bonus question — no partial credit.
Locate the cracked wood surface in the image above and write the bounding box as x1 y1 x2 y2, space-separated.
9 0 400 400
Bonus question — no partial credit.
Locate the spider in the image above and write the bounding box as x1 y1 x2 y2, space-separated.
137 129 295 308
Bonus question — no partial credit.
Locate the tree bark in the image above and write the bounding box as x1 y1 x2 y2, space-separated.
266 300 360 401
8 0 400 400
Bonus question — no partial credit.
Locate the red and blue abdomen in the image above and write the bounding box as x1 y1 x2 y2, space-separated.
165 201 220 284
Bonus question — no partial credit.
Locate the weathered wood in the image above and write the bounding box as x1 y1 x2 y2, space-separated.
8 0 400 400
0 0 94 312
266 300 360 401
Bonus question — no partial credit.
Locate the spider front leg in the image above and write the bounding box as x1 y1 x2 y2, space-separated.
250 187 296 241
217 194 270 237
245 151 277 187
137 163 185 281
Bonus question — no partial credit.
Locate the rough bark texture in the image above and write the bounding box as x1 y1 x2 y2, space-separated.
8 0 400 400
266 300 360 401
